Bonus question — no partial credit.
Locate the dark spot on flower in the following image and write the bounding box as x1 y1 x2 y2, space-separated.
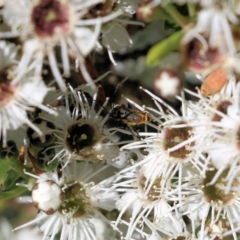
0 67 17 107
236 126 240 150
212 100 232 122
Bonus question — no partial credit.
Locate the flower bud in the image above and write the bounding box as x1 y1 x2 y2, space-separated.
32 180 64 215
137 1 157 21
154 69 183 99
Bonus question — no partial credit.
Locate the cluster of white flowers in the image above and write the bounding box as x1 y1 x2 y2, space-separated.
1 0 240 240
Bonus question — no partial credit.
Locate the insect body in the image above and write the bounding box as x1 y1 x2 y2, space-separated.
109 104 151 129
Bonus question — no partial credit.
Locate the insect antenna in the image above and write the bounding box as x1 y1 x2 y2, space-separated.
113 76 129 101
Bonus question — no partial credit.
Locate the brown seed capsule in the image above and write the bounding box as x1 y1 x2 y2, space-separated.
201 68 228 96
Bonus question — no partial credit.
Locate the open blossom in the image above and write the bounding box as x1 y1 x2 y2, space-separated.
175 164 240 240
111 88 206 239
0 40 55 146
121 88 206 189
38 86 127 168
3 1 240 239
183 1 240 55
181 1 240 75
1 0 123 91
15 161 119 240
113 166 183 239
183 82 240 191
203 91 240 190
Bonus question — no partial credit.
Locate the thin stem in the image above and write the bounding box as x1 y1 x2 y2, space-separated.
187 2 197 19
165 4 189 28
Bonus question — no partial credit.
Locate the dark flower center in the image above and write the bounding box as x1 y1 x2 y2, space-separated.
183 37 225 71
32 0 70 37
212 100 232 122
203 168 239 205
59 182 90 219
66 123 97 158
163 124 192 159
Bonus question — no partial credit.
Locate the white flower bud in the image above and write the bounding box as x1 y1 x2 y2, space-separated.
32 180 64 215
154 70 183 99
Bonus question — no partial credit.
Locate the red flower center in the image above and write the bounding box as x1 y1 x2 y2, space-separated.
32 0 70 38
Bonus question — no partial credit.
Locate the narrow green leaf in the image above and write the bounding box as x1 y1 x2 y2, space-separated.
146 30 183 66
0 186 27 200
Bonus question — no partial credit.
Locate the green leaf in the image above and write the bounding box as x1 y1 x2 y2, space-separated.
146 30 183 66
0 169 19 190
0 186 27 200
0 154 27 191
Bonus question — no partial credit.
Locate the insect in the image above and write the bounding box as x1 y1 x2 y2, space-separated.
200 68 228 96
109 103 151 132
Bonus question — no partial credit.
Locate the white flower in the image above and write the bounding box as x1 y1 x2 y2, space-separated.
40 86 127 168
15 161 119 240
113 166 183 239
121 88 205 189
204 93 240 190
176 166 240 240
184 83 240 191
1 0 122 91
183 2 239 56
0 40 55 146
